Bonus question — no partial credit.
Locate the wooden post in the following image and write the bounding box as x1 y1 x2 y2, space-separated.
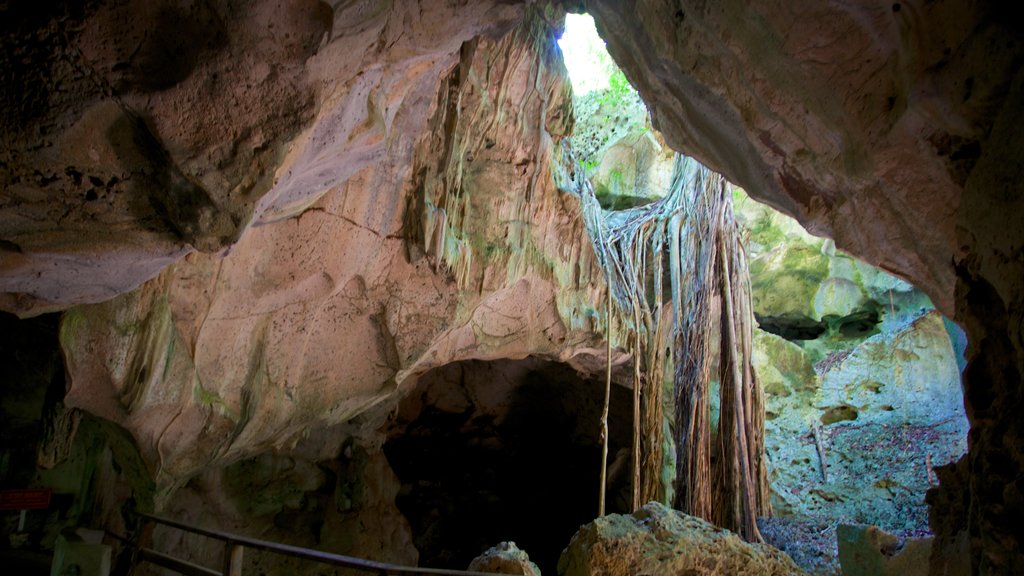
223 541 244 576
133 520 156 572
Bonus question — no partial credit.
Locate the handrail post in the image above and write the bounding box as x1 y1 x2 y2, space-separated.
132 519 156 570
223 540 244 576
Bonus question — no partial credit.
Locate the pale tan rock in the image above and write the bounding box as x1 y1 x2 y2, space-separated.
558 502 806 576
591 128 675 208
0 0 530 316
586 1 1020 315
468 541 541 576
837 524 937 576
56 6 625 499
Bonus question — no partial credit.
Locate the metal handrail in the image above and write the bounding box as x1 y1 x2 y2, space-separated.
135 512 506 576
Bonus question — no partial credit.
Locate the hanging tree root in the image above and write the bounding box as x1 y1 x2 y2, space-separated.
579 154 769 540
599 268 612 517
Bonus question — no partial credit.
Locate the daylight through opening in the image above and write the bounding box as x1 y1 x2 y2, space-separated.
559 13 970 572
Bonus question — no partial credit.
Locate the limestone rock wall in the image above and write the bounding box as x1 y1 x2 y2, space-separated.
4 0 1023 572
0 0 528 316
584 3 1023 572
49 9 626 569
587 0 1017 318
761 312 967 531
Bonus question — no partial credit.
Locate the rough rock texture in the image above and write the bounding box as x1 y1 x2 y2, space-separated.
734 188 922 334
759 311 967 529
585 3 1024 572
53 4 608 494
568 87 647 171
31 5 632 571
0 0 527 315
468 542 541 576
3 1 1024 573
559 89 965 564
558 502 806 576
734 184 968 542
590 128 675 209
588 0 1019 316
836 524 940 576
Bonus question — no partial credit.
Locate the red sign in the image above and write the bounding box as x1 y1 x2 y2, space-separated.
0 489 52 511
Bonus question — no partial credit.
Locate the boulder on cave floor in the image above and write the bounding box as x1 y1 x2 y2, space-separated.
558 502 806 576
468 541 541 575
836 524 940 576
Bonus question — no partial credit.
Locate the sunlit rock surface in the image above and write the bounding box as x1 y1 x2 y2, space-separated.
587 1 1020 317
49 12 635 574
559 502 806 576
761 311 967 529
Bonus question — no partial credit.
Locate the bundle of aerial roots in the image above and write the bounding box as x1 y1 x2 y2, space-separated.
579 154 770 542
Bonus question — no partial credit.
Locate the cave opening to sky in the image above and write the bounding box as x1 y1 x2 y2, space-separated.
558 13 621 97
555 11 970 574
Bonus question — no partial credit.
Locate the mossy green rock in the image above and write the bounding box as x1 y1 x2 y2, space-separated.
749 241 830 319
590 128 674 209
813 277 866 319
762 310 967 529
735 189 907 325
837 525 936 576
755 330 817 402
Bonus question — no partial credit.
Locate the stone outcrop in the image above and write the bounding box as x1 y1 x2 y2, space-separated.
468 542 541 576
29 6 630 571
759 311 967 529
586 0 1019 317
736 189 967 532
558 502 806 576
836 524 941 576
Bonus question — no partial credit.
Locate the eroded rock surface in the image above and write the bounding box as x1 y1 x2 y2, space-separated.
0 0 527 315
585 4 1023 570
558 502 806 576
52 4 610 496
837 524 941 576
587 1 1020 317
3 0 1023 573
468 542 541 576
43 12 637 576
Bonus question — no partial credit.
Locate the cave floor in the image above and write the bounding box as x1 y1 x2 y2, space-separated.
760 515 932 576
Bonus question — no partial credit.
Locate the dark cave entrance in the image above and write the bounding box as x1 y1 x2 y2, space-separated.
383 357 633 573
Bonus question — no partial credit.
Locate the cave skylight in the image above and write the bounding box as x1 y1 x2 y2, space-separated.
558 13 625 96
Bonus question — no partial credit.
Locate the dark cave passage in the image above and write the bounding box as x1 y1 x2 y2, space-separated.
383 357 633 574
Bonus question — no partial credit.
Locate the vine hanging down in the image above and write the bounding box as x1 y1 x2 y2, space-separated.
578 153 770 541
